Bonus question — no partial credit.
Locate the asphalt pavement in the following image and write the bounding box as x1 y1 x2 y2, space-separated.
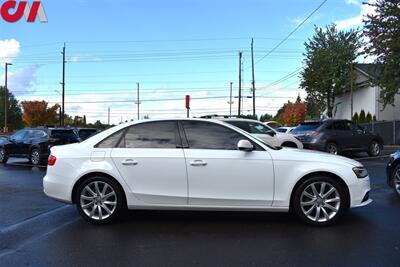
0 149 399 267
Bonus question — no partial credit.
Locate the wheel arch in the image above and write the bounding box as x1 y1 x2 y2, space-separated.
289 171 351 211
281 141 298 148
71 172 127 207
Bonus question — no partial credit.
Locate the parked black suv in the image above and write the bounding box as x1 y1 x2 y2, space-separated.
292 120 383 156
74 128 99 141
0 128 80 166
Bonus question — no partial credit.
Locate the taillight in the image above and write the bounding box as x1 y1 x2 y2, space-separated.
48 155 57 166
49 138 60 143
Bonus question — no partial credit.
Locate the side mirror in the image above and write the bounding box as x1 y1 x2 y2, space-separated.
237 140 254 152
266 130 276 137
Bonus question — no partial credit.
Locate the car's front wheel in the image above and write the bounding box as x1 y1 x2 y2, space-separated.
292 176 347 226
75 176 125 224
0 147 8 163
393 165 400 198
368 140 381 157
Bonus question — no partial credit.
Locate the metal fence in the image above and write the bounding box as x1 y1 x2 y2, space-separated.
361 120 400 145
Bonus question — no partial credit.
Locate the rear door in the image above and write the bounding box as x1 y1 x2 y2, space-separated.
111 121 188 205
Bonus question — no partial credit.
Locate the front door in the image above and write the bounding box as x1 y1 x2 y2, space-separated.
181 121 274 207
111 121 188 205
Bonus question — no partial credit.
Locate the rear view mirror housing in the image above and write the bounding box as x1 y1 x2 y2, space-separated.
237 140 254 152
266 130 276 137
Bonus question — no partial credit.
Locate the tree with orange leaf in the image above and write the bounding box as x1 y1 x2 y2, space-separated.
22 101 60 127
283 101 307 126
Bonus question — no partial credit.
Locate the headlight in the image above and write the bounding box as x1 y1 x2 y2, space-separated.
353 167 368 178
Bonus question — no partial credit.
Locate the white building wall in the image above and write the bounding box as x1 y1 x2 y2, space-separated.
334 86 376 120
377 89 400 121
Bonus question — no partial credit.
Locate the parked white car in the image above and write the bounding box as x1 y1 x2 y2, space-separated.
43 119 371 226
276 127 295 134
222 119 303 149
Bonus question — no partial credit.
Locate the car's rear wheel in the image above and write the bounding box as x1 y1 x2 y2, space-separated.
75 176 125 224
0 147 8 163
393 165 400 198
293 176 346 226
368 140 381 157
326 142 339 155
30 149 41 166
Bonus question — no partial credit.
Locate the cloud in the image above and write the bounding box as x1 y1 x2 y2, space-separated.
0 39 21 66
336 0 377 30
8 65 41 95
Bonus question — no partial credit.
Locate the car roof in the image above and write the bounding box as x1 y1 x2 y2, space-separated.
219 118 261 123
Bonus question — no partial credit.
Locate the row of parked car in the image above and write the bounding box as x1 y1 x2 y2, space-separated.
0 127 99 165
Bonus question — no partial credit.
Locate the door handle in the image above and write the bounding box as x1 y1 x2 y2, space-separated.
190 160 207 166
121 159 138 166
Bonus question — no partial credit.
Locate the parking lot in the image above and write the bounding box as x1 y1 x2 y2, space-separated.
0 148 399 267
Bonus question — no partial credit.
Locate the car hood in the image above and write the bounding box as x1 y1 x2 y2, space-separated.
270 147 362 167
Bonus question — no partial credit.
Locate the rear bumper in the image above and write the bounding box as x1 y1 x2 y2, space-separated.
43 174 73 204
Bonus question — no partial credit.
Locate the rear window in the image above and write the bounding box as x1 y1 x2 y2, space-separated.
50 130 78 139
292 122 323 133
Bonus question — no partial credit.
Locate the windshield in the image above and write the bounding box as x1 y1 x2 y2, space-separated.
292 122 323 134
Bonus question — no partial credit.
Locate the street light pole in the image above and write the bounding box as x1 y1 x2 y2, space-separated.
4 63 12 133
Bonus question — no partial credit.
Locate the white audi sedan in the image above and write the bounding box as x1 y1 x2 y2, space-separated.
43 119 372 226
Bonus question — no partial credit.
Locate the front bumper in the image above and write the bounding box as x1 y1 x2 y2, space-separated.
349 176 373 208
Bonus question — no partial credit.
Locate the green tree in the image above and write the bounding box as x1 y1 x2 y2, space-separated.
359 109 366 123
0 86 23 131
352 112 359 123
363 0 400 106
300 25 362 117
366 112 372 123
259 113 273 122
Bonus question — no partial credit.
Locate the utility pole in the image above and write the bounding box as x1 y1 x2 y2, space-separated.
108 107 110 125
4 63 12 133
59 106 62 127
238 51 242 117
350 63 354 120
251 38 256 118
61 43 66 127
228 82 233 117
136 83 140 120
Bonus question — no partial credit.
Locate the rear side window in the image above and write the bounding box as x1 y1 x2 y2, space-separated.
121 121 178 149
225 121 251 132
28 130 47 138
96 130 125 148
292 122 323 133
182 121 256 150
50 130 78 139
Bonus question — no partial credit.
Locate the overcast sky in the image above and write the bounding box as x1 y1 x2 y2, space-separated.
0 0 375 124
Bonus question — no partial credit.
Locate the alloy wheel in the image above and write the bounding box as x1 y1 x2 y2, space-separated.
395 168 400 196
300 182 341 223
80 181 117 221
31 150 40 165
370 141 380 156
0 148 4 162
327 143 338 155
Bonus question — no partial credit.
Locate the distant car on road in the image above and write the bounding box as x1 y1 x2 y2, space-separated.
0 128 80 166
292 120 383 156
75 128 99 141
276 127 295 134
222 118 303 148
387 151 400 197
43 119 371 226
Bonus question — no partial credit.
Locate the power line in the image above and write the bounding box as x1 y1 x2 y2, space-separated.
252 0 328 66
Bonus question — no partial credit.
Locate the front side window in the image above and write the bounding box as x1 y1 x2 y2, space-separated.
11 130 26 141
182 121 253 150
122 121 178 149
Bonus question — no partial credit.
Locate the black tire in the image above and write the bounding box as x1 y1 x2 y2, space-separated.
74 176 126 224
368 140 381 157
0 147 8 163
281 142 298 148
30 148 42 166
326 142 339 155
392 164 400 198
292 176 348 226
